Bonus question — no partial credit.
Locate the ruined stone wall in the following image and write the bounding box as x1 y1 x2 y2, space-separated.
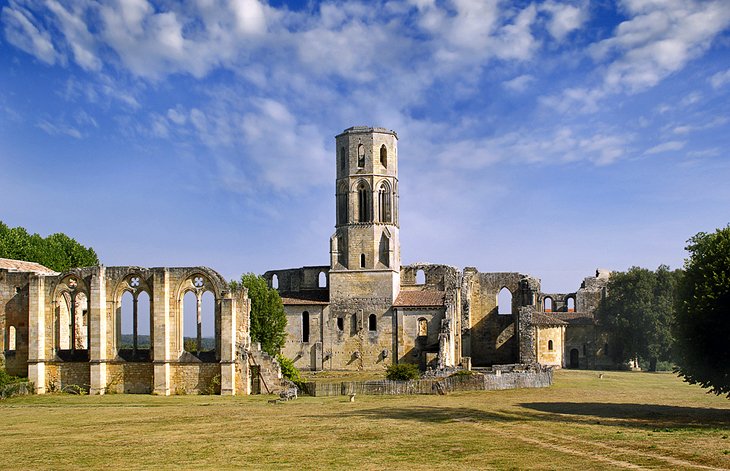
462 270 538 366
396 308 444 368
45 362 91 391
536 325 564 367
0 271 31 376
106 362 154 394
283 304 325 370
263 266 329 291
170 363 220 394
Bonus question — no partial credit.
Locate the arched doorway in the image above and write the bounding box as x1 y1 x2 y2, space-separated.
570 348 580 368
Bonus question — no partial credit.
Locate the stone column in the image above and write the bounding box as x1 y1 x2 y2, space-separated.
89 267 108 394
153 269 171 395
219 296 236 395
27 274 46 394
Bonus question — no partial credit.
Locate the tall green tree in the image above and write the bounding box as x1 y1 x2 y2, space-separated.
0 221 99 272
596 265 680 371
231 273 287 356
674 225 730 397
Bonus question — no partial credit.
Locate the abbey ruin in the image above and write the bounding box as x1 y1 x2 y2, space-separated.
0 126 612 395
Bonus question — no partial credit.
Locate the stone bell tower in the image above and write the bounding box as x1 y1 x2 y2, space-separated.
329 126 400 288
328 126 401 368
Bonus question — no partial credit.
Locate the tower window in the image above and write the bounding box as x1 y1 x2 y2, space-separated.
368 314 377 331
378 182 391 223
357 182 371 222
360 253 366 268
340 146 346 170
380 144 387 168
302 311 310 343
357 144 365 167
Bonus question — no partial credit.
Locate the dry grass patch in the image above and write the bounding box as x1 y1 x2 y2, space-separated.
1 370 729 470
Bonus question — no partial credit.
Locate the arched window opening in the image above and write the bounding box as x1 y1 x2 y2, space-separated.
567 297 575 312
357 182 371 222
498 287 512 315
380 144 387 168
201 291 215 351
121 291 134 350
543 297 553 312
548 339 554 351
417 318 428 337
72 292 88 350
368 314 377 331
318 271 327 288
302 311 310 343
337 317 344 331
183 291 199 353
357 143 365 167
379 233 390 267
8 326 16 351
137 291 151 349
340 146 346 170
58 292 71 350
337 184 348 225
272 274 279 289
416 269 425 285
378 182 391 223
360 253 366 268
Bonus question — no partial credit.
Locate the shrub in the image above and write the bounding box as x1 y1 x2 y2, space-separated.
386 363 420 381
449 369 474 377
276 355 304 389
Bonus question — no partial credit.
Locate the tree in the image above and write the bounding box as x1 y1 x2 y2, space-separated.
674 226 730 397
0 221 99 272
595 265 680 371
232 273 287 356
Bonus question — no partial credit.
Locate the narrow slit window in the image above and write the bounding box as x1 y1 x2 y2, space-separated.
368 314 377 331
302 311 310 343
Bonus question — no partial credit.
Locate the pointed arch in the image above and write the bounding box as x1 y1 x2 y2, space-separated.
380 144 387 168
378 180 392 223
498 287 512 315
379 231 390 267
337 181 348 225
356 180 372 222
357 143 365 167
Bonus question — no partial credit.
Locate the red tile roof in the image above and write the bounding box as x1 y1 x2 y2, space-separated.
551 311 595 325
280 290 329 305
532 312 568 326
0 258 57 275
393 290 446 308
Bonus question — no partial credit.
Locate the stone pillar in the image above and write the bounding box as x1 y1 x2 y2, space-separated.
219 296 236 395
89 267 108 395
518 306 537 364
153 269 171 395
27 274 46 394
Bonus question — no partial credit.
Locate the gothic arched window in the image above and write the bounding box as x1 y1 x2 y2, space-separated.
378 182 391 223
380 144 387 168
357 144 365 167
357 182 371 222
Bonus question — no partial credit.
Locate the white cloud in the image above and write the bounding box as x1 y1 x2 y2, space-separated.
503 74 535 92
37 119 82 138
45 0 101 71
710 68 730 89
541 1 587 41
2 2 58 65
644 140 685 155
592 0 730 93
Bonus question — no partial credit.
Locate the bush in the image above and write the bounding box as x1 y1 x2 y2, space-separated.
0 369 23 388
449 369 474 377
386 363 421 381
276 355 304 389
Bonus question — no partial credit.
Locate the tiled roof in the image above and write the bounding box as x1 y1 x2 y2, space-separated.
0 258 58 275
279 290 329 305
552 311 595 325
393 290 446 308
532 312 568 326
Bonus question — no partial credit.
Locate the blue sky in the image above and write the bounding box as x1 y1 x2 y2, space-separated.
1 0 729 294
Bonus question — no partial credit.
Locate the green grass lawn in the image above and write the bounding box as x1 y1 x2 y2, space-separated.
2 370 730 470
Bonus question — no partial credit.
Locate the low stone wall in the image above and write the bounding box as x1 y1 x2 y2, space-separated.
170 363 220 395
106 363 154 394
45 362 91 392
302 365 553 397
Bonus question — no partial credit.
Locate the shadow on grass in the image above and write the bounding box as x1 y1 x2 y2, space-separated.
520 402 730 429
327 406 521 424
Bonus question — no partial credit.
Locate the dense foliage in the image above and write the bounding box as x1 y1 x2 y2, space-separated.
385 363 421 380
0 221 99 272
276 354 304 388
596 265 681 371
231 273 287 355
674 226 730 397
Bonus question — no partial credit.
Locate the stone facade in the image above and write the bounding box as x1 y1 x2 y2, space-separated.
0 259 272 395
265 126 614 372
